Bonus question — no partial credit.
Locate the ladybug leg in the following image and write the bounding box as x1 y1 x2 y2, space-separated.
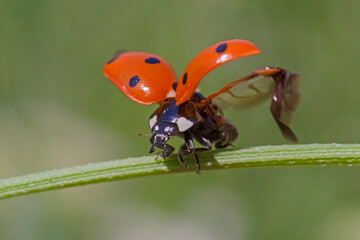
191 134 212 172
177 133 194 169
151 142 174 159
215 123 238 149
162 144 175 158
184 132 195 152
177 145 189 169
214 131 229 148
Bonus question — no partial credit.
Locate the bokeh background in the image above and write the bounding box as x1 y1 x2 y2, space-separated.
1 0 360 239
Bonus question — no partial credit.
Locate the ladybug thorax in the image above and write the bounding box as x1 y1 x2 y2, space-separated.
149 93 205 133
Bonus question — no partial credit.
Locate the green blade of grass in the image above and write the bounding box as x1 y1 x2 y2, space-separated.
1 143 360 200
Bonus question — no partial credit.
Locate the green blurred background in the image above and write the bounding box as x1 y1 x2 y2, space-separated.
1 0 360 239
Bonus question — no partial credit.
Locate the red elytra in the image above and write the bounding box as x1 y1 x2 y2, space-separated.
103 52 177 105
175 39 261 105
103 39 260 105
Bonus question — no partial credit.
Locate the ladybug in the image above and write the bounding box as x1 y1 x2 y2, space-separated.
103 39 301 171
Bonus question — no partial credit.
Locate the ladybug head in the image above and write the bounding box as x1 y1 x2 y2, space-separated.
149 122 179 153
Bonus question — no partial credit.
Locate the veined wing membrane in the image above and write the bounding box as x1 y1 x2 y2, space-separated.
208 68 301 142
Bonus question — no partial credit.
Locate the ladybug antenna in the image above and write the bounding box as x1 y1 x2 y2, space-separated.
138 133 151 136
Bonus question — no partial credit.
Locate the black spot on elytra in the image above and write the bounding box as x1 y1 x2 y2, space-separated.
129 75 140 87
182 73 188 85
216 43 228 53
145 57 160 64
107 50 126 64
172 82 178 91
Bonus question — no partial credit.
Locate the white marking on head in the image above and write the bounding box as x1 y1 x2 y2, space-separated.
164 126 170 132
166 89 176 98
155 134 166 138
154 125 160 131
176 117 194 132
149 115 157 128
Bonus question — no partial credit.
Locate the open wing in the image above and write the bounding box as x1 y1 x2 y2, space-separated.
103 52 177 105
207 67 301 142
175 39 261 105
